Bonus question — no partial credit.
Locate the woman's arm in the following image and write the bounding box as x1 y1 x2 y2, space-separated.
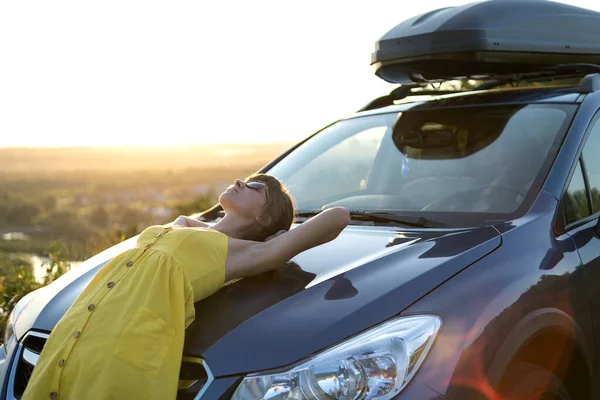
173 215 210 228
225 207 350 281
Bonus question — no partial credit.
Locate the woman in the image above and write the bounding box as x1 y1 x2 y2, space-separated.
22 174 350 400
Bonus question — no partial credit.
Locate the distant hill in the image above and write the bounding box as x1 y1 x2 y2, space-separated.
0 143 293 173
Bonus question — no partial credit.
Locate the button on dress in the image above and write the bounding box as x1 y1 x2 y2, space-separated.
22 225 228 400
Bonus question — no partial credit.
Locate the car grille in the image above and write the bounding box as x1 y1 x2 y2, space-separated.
7 331 213 400
176 356 214 399
8 331 48 399
14 360 34 398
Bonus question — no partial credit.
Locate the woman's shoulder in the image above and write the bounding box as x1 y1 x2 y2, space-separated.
178 226 229 253
186 225 228 238
138 225 167 240
175 226 229 287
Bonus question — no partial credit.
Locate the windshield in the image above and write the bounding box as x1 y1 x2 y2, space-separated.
268 103 576 227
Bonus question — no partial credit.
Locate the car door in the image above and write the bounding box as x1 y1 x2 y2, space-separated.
562 111 600 368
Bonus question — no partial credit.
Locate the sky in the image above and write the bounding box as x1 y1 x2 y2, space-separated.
0 0 597 147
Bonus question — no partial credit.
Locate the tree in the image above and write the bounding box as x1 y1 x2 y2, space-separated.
38 210 91 243
40 195 57 212
89 206 110 229
120 207 143 230
42 241 72 285
7 202 41 225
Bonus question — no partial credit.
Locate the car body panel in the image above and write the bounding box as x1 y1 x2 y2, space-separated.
403 190 594 399
195 226 500 376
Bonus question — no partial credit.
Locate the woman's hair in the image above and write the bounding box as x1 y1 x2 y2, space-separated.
245 173 295 241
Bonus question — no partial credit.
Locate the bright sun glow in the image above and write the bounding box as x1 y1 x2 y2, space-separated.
0 0 597 147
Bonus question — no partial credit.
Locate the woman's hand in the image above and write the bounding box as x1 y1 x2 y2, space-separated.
173 215 210 228
173 216 187 227
304 207 350 243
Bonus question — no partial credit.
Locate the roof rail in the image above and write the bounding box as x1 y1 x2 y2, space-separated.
473 64 600 91
359 64 600 112
358 85 467 112
474 71 594 91
580 74 600 93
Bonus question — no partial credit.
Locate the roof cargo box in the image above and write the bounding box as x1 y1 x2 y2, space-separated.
371 0 600 83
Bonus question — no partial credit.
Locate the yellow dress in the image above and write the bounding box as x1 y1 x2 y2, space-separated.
22 225 228 400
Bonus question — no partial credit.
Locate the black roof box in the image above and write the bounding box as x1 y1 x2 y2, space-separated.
372 0 600 83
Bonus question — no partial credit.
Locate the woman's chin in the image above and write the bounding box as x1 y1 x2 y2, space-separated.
219 192 235 209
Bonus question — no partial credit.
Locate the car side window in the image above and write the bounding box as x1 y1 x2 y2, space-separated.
564 159 591 225
581 115 600 213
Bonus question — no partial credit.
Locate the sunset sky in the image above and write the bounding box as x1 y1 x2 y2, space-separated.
0 0 597 147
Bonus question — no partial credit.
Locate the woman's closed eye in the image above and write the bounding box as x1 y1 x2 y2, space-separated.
246 181 268 203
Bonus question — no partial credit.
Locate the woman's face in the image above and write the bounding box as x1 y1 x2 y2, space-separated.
219 179 268 218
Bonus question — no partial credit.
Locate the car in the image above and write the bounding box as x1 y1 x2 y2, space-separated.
4 0 600 399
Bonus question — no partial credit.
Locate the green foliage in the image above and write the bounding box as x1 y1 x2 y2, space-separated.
119 207 144 231
40 195 57 213
89 205 110 229
0 197 41 226
0 253 33 270
37 210 92 242
592 187 600 214
0 243 76 343
42 242 72 285
565 187 600 224
0 238 46 254
0 254 39 344
572 190 589 215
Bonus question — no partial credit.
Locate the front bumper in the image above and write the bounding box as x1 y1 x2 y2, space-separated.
0 336 449 400
1 331 215 400
0 331 44 400
0 345 7 399
0 341 18 400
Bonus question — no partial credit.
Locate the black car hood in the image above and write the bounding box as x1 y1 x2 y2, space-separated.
15 225 500 376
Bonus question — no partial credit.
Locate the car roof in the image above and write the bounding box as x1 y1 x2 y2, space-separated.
350 86 582 119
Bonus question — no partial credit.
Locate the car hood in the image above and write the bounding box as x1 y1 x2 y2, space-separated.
15 224 500 376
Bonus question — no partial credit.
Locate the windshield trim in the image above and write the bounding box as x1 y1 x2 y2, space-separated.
502 103 579 221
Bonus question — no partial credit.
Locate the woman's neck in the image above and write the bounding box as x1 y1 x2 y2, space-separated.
211 213 257 240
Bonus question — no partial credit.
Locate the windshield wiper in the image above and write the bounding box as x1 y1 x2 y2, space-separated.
294 210 324 223
348 211 449 228
296 210 448 228
295 211 322 218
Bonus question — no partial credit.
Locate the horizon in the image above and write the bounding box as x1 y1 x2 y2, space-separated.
0 141 294 150
0 142 293 173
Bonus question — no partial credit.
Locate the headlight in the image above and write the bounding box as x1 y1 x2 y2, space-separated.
3 291 36 353
231 315 441 400
3 310 16 353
